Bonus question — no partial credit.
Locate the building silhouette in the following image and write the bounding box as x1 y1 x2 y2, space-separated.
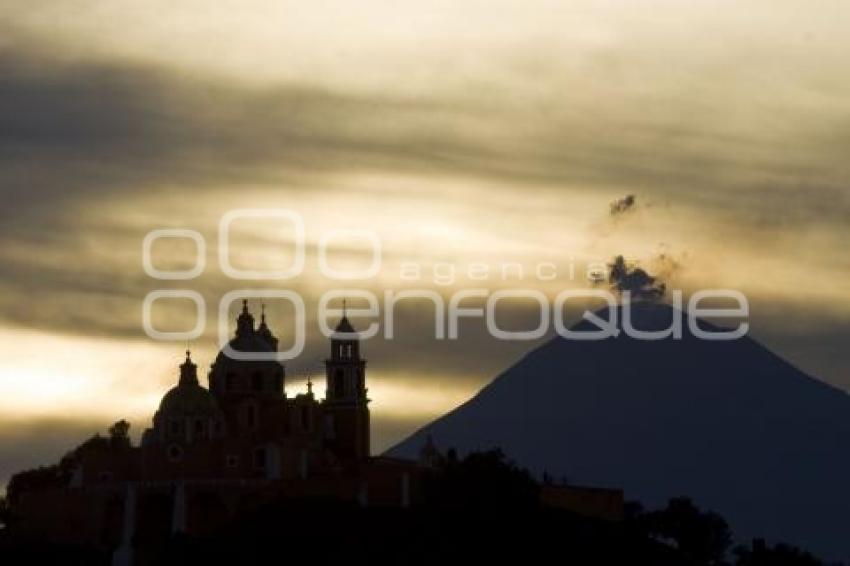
10 302 420 563
143 300 372 478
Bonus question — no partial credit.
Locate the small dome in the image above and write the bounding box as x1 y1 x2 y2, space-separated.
214 333 275 365
158 382 220 417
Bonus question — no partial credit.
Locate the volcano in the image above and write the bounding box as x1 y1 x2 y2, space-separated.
388 302 850 561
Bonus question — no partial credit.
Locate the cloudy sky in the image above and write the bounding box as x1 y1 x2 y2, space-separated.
1 0 848 489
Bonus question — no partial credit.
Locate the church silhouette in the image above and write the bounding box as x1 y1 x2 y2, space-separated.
10 302 422 562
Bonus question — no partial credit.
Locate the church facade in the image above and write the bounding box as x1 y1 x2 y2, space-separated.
10 303 421 558
141 300 372 483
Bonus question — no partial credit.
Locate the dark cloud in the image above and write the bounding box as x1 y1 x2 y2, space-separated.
0 27 848 408
0 42 492 236
2 28 849 243
607 255 666 301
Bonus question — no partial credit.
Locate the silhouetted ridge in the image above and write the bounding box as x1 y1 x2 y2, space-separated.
388 302 850 562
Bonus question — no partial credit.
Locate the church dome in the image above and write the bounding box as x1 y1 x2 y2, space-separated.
214 333 275 362
207 300 287 402
158 382 220 416
213 300 277 365
157 351 221 417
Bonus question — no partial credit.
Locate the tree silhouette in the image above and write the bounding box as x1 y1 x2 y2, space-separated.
0 446 831 565
108 419 131 449
734 539 823 566
643 497 731 565
6 420 132 506
424 448 540 510
5 464 65 506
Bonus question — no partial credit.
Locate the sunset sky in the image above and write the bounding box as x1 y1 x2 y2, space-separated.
1 0 848 489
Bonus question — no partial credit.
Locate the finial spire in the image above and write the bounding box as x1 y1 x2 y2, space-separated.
342 298 347 318
307 376 313 395
236 298 256 337
261 302 266 324
179 345 198 385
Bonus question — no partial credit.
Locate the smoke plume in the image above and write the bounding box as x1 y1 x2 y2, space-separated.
610 194 636 216
607 255 666 301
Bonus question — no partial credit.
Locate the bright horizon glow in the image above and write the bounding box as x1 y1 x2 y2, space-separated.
0 326 478 445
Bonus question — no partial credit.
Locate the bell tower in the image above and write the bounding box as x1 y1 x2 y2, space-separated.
324 310 370 460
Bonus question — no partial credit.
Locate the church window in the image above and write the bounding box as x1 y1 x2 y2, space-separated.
194 419 205 437
226 454 239 468
169 419 181 436
168 444 184 462
301 406 310 430
226 372 237 391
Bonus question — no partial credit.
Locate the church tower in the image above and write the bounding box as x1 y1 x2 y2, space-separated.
324 311 370 461
207 300 286 435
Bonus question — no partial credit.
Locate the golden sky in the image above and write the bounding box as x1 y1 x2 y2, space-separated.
0 0 848 487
